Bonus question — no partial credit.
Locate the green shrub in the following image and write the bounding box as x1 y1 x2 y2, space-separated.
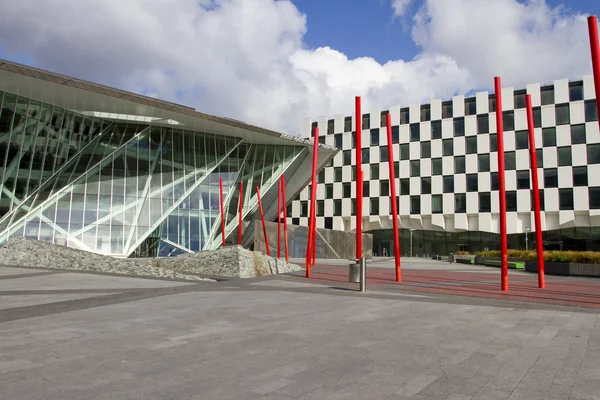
455 251 471 255
474 250 600 264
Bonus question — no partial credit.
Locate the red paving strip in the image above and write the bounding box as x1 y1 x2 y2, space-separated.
295 264 600 309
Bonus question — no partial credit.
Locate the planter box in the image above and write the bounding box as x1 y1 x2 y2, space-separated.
525 261 600 277
476 257 525 270
455 255 476 265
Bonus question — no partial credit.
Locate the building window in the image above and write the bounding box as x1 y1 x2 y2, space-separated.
351 131 357 149
536 148 544 168
432 158 442 175
465 98 476 116
400 178 409 195
557 147 572 167
455 193 467 213
532 107 542 128
541 86 554 105
334 134 342 149
394 161 399 177
400 143 409 160
324 217 333 230
531 190 545 211
392 126 399 143
334 167 342 182
542 128 556 147
370 129 379 146
301 202 308 217
477 114 489 134
585 100 598 122
380 180 389 197
466 136 477 154
443 138 453 156
505 151 516 170
489 133 498 152
454 117 465 137
491 172 499 190
421 177 431 194
410 123 420 142
555 104 570 125
517 170 530 189
573 166 588 187
380 146 388 162
506 191 517 212
514 90 526 109
489 95 496 112
590 187 600 209
327 119 334 135
571 124 586 145
400 108 409 125
588 144 600 164
478 154 490 172
351 166 356 181
421 105 431 122
371 164 379 180
454 156 466 174
344 117 352 132
362 148 370 164
318 136 326 144
317 169 325 183
559 188 574 210
466 174 478 192
410 196 421 214
410 160 420 177
362 114 370 130
311 121 317 134
515 130 529 150
432 195 443 214
544 168 558 188
351 199 356 216
421 141 431 158
370 198 379 215
479 192 491 212
343 150 352 165
442 101 453 119
334 199 342 216
503 111 515 131
443 175 454 193
569 81 584 102
380 111 389 128
325 184 333 198
431 120 442 139
343 182 351 197
362 180 370 197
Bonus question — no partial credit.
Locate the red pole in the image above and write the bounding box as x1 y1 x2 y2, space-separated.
277 180 281 259
305 126 319 276
386 113 402 282
495 77 508 292
238 182 243 245
282 174 289 262
219 178 225 247
589 16 600 130
256 186 270 256
526 94 545 289
355 97 363 259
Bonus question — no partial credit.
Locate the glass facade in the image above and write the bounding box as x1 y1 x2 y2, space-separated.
0 90 304 257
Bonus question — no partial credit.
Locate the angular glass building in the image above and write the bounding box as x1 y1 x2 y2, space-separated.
0 60 336 257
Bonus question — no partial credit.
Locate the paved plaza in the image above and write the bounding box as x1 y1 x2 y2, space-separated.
0 260 599 399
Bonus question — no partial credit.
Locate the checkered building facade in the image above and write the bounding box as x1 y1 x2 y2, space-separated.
289 75 600 248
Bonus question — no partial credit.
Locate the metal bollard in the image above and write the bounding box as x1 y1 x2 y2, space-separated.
359 257 366 292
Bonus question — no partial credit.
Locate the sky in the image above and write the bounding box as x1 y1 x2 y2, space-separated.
0 0 599 135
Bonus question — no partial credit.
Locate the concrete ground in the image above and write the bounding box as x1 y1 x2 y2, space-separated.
0 260 599 400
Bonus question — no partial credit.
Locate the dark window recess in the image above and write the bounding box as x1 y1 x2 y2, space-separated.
400 108 410 125
478 154 490 172
363 181 370 197
466 174 478 192
301 202 308 217
318 136 325 144
491 172 499 190
514 90 526 109
327 119 334 135
506 191 517 212
479 192 491 212
432 158 443 175
443 175 454 193
410 123 420 142
555 104 570 125
343 183 351 197
370 129 379 146
590 187 600 210
531 190 545 211
505 151 516 170
503 111 515 131
325 184 333 198
410 160 420 177
515 130 529 150
362 114 370 130
351 131 356 148
544 168 558 188
532 107 542 128
400 144 410 160
588 144 600 164
324 217 333 230
362 148 370 164
454 117 465 137
380 146 388 162
352 166 356 181
317 200 324 217
421 141 431 158
394 161 399 177
421 177 431 195
557 147 572 167
380 111 389 128
455 193 467 213
466 136 477 154
542 128 556 147
443 138 453 156
585 100 598 122
344 117 352 132
536 148 544 168
400 178 410 195
432 195 443 214
421 105 431 122
292 218 300 225
370 198 379 215
569 81 584 102
311 121 317 134
489 95 496 113
334 200 342 216
371 164 379 180
559 188 574 211
489 134 498 152
573 166 588 187
517 170 530 189
392 126 400 143
351 199 356 216
334 134 342 149
465 98 476 116
317 169 325 183
571 124 586 145
442 101 453 119
343 150 351 165
541 86 554 105
410 196 421 214
334 167 342 182
455 156 466 174
431 120 442 139
380 180 389 197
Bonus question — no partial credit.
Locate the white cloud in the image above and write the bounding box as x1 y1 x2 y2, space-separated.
391 0 413 17
0 0 595 135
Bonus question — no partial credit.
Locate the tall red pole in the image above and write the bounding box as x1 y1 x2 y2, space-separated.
256 186 270 256
277 180 281 259
386 114 402 282
526 95 545 289
355 97 363 259
588 16 600 130
305 126 319 276
219 178 226 247
495 77 508 292
238 182 243 245
282 174 289 262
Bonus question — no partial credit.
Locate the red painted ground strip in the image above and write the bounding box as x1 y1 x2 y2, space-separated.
294 264 600 309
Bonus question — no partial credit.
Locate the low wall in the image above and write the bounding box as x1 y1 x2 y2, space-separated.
524 260 600 277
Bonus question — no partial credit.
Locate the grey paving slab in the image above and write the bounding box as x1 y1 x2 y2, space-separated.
0 266 49 276
0 293 116 310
